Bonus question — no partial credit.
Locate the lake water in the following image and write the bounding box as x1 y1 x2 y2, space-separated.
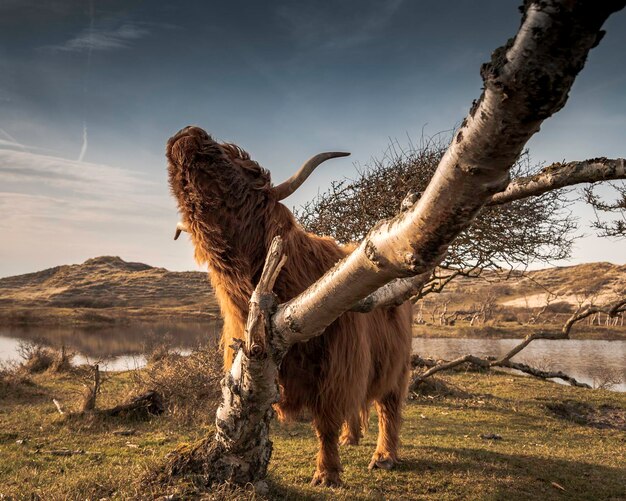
412 338 626 392
1 325 624 391
0 322 219 371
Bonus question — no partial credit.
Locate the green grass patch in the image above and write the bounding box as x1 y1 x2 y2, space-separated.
0 369 624 500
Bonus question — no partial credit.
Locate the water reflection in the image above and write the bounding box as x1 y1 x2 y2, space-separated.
1 324 623 392
412 338 626 392
0 321 220 366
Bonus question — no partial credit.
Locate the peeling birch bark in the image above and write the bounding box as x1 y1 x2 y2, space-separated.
352 158 626 312
162 0 625 489
274 3 625 338
163 237 286 490
350 272 432 313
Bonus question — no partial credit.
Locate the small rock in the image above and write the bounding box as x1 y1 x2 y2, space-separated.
480 433 503 440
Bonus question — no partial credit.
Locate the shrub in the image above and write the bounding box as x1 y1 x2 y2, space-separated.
0 362 35 398
17 342 74 374
133 343 222 424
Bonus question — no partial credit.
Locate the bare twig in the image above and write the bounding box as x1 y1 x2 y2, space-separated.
411 297 626 389
563 297 626 337
52 399 64 415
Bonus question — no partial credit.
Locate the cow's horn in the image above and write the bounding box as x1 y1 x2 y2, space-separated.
174 221 189 240
272 152 350 200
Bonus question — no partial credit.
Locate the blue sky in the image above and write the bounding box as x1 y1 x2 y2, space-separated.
0 0 625 277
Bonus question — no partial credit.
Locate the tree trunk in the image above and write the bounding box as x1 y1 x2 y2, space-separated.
163 0 625 489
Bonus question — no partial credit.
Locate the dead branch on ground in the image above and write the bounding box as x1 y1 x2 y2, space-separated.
411 296 626 391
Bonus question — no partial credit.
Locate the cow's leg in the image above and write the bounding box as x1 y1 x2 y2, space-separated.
339 411 362 446
369 388 404 470
311 411 343 486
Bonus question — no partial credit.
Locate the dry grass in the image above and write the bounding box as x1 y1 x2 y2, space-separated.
16 342 74 374
1 369 624 500
0 363 34 399
132 343 223 423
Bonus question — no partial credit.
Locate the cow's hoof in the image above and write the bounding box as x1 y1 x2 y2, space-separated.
368 454 397 470
310 469 342 487
339 435 360 446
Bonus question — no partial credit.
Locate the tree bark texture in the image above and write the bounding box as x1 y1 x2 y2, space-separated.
166 0 625 488
272 2 625 346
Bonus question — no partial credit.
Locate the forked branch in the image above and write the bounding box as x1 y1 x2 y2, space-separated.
411 298 626 390
162 237 286 490
411 327 592 390
353 158 626 312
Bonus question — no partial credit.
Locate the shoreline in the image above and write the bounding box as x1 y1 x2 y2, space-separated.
412 323 626 341
1 307 624 341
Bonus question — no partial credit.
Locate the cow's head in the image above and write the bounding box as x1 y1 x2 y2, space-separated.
167 125 348 268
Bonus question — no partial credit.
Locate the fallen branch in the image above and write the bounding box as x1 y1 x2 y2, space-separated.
101 391 164 418
411 329 592 389
499 361 590 388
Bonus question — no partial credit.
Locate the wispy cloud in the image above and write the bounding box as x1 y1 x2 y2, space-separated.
0 129 27 152
0 148 146 192
78 122 88 161
44 23 149 52
0 147 168 230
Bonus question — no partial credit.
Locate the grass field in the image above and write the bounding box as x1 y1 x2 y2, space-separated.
1 365 624 500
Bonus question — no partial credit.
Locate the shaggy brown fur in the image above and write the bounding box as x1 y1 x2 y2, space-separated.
167 126 412 486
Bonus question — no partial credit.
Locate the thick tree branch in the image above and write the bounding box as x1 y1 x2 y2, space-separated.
273 4 624 337
350 272 431 313
353 157 626 312
489 158 626 205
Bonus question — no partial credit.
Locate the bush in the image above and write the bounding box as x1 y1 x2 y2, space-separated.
546 301 574 314
133 344 222 424
0 363 35 398
17 342 74 374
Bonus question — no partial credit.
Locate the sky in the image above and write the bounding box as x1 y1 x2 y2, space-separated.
0 0 625 278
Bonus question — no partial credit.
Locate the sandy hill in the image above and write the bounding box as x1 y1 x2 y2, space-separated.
0 256 218 325
0 258 623 327
433 262 626 310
